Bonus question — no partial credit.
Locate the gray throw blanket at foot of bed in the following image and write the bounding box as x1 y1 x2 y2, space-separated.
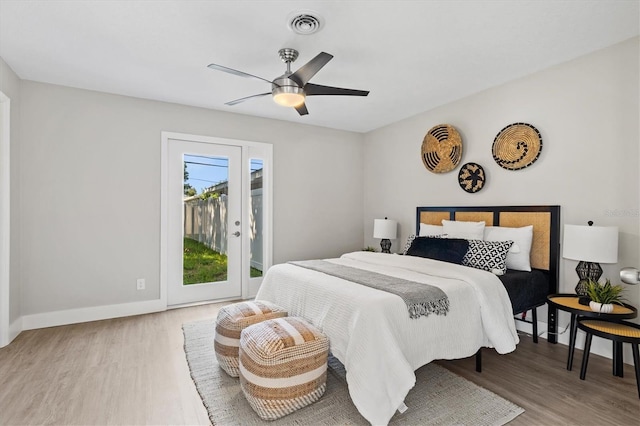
289 260 449 318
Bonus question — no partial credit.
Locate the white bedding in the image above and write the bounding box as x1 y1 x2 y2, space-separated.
255 251 519 425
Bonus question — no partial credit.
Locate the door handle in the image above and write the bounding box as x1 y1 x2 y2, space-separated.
232 231 241 237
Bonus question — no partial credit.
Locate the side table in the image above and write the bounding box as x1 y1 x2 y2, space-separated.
577 318 640 398
546 294 637 372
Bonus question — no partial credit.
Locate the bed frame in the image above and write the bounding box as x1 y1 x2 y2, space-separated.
416 205 561 345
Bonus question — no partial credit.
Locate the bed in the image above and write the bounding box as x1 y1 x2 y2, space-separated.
256 205 560 425
417 205 561 345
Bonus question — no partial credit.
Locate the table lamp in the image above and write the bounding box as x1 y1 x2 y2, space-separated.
563 221 618 296
373 217 397 254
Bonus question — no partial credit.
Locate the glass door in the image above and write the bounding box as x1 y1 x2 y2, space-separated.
167 139 242 306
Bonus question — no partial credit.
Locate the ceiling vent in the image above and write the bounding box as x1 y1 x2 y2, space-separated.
287 11 323 35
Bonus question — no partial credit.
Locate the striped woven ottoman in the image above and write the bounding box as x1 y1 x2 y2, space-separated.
239 317 329 420
214 300 287 377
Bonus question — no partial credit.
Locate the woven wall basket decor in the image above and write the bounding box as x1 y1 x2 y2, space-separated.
458 162 485 193
492 122 542 170
421 124 463 173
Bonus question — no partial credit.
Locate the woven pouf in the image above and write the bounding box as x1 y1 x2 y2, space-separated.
239 317 329 420
214 300 288 377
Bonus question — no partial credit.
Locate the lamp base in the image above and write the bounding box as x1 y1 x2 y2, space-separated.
578 296 591 306
575 261 603 296
380 238 391 254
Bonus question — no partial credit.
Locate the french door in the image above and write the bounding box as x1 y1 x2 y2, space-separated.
167 139 242 305
163 133 272 307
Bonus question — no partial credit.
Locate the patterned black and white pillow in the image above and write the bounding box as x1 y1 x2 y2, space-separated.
462 240 514 275
402 234 417 254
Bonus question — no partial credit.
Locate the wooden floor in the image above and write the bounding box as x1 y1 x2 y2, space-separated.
1 303 639 425
440 336 640 425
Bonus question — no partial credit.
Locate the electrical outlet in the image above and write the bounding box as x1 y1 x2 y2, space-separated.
136 278 145 290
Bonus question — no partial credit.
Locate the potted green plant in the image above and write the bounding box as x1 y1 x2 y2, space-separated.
584 278 626 313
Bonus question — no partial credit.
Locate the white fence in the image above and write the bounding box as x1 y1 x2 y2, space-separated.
183 189 263 271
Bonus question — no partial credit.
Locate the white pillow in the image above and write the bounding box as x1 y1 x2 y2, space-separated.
441 220 485 240
419 223 443 237
484 225 534 271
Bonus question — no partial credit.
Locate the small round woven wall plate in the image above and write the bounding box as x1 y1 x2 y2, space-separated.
421 124 463 173
458 162 485 193
492 122 542 170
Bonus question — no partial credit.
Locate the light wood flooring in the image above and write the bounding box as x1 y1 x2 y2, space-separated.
1 302 639 425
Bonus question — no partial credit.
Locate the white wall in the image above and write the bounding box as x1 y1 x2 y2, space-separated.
363 38 640 319
0 57 21 334
17 81 363 318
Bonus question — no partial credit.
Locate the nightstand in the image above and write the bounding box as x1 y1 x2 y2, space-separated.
577 318 640 398
546 293 637 371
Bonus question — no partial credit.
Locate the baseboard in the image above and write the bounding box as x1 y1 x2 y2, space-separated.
21 299 167 331
0 316 23 348
516 319 634 366
8 316 22 343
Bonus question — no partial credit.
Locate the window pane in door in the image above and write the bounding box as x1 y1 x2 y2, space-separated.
182 154 229 285
249 159 263 277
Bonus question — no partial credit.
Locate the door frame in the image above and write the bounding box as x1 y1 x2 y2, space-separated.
160 131 273 307
0 92 10 347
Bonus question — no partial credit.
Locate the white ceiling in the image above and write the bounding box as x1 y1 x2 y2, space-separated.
0 1 638 133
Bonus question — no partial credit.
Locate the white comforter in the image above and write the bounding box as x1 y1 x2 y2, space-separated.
255 252 519 425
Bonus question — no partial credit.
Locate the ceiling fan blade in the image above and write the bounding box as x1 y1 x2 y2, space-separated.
225 92 271 106
288 52 333 87
295 102 309 116
207 63 274 85
304 83 370 97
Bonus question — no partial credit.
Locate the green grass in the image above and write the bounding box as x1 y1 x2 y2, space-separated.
183 237 262 285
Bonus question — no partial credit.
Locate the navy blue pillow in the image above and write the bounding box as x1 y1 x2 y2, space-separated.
405 237 469 264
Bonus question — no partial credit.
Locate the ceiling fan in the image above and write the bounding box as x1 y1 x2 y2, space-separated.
207 48 370 116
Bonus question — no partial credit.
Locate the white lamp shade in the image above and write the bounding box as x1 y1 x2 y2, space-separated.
373 219 397 239
562 224 618 263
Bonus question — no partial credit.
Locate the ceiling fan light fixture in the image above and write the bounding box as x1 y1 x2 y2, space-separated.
272 86 305 107
208 47 368 115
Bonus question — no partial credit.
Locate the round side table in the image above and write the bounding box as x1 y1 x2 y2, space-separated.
546 294 637 371
577 318 640 398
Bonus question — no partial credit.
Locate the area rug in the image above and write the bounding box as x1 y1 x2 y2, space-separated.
183 319 524 425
